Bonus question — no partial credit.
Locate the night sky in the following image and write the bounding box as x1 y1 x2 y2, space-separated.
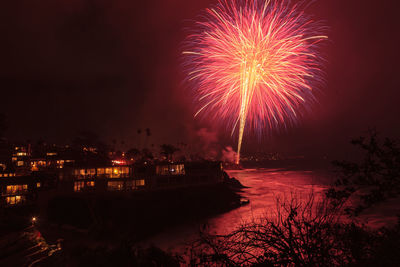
0 0 398 157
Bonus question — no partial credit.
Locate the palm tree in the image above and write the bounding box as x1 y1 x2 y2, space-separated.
145 128 151 149
160 144 180 161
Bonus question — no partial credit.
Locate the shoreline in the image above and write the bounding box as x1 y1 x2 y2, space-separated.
40 175 245 245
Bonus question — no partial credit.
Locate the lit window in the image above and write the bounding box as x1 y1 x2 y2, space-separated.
122 167 130 175
86 181 95 187
6 195 26 205
110 168 120 178
6 196 15 205
136 179 145 186
6 185 14 194
156 165 170 175
37 182 41 188
156 164 185 175
74 181 85 192
17 161 24 167
5 184 28 195
107 181 123 191
80 169 85 176
97 168 105 175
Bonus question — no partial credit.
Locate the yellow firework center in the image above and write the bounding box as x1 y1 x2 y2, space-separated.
236 59 259 164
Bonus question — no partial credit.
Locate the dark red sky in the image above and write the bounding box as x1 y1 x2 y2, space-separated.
0 0 399 156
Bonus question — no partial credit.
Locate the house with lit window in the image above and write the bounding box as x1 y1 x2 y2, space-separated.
44 149 75 169
11 145 31 175
57 161 224 194
146 161 224 190
59 164 145 193
30 157 75 171
0 174 42 207
30 158 47 171
0 166 55 208
0 166 16 178
30 146 76 172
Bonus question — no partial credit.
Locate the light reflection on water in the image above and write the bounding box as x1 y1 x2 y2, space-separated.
144 168 335 252
209 168 335 235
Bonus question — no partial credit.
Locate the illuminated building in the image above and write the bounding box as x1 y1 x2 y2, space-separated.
0 174 43 207
145 162 224 190
30 146 76 171
156 164 186 176
60 164 145 193
0 169 16 178
11 145 31 175
60 161 224 193
30 159 47 171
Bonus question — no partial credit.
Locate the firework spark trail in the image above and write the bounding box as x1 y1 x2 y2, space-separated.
183 0 327 164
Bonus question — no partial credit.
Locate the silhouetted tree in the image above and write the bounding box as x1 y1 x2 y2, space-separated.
144 128 151 148
160 144 180 161
141 148 154 162
327 130 400 215
73 131 100 149
126 148 141 161
72 131 109 163
188 194 400 266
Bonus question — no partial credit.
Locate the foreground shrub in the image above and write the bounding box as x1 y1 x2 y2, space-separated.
188 194 400 266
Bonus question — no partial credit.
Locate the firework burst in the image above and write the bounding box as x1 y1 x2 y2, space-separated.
183 0 327 164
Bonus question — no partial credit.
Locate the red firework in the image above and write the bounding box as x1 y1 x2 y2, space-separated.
183 0 327 163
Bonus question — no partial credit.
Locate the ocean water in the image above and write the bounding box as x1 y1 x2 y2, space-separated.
210 168 335 234
142 168 336 251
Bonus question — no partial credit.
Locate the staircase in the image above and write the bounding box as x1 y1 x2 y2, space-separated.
0 226 60 266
